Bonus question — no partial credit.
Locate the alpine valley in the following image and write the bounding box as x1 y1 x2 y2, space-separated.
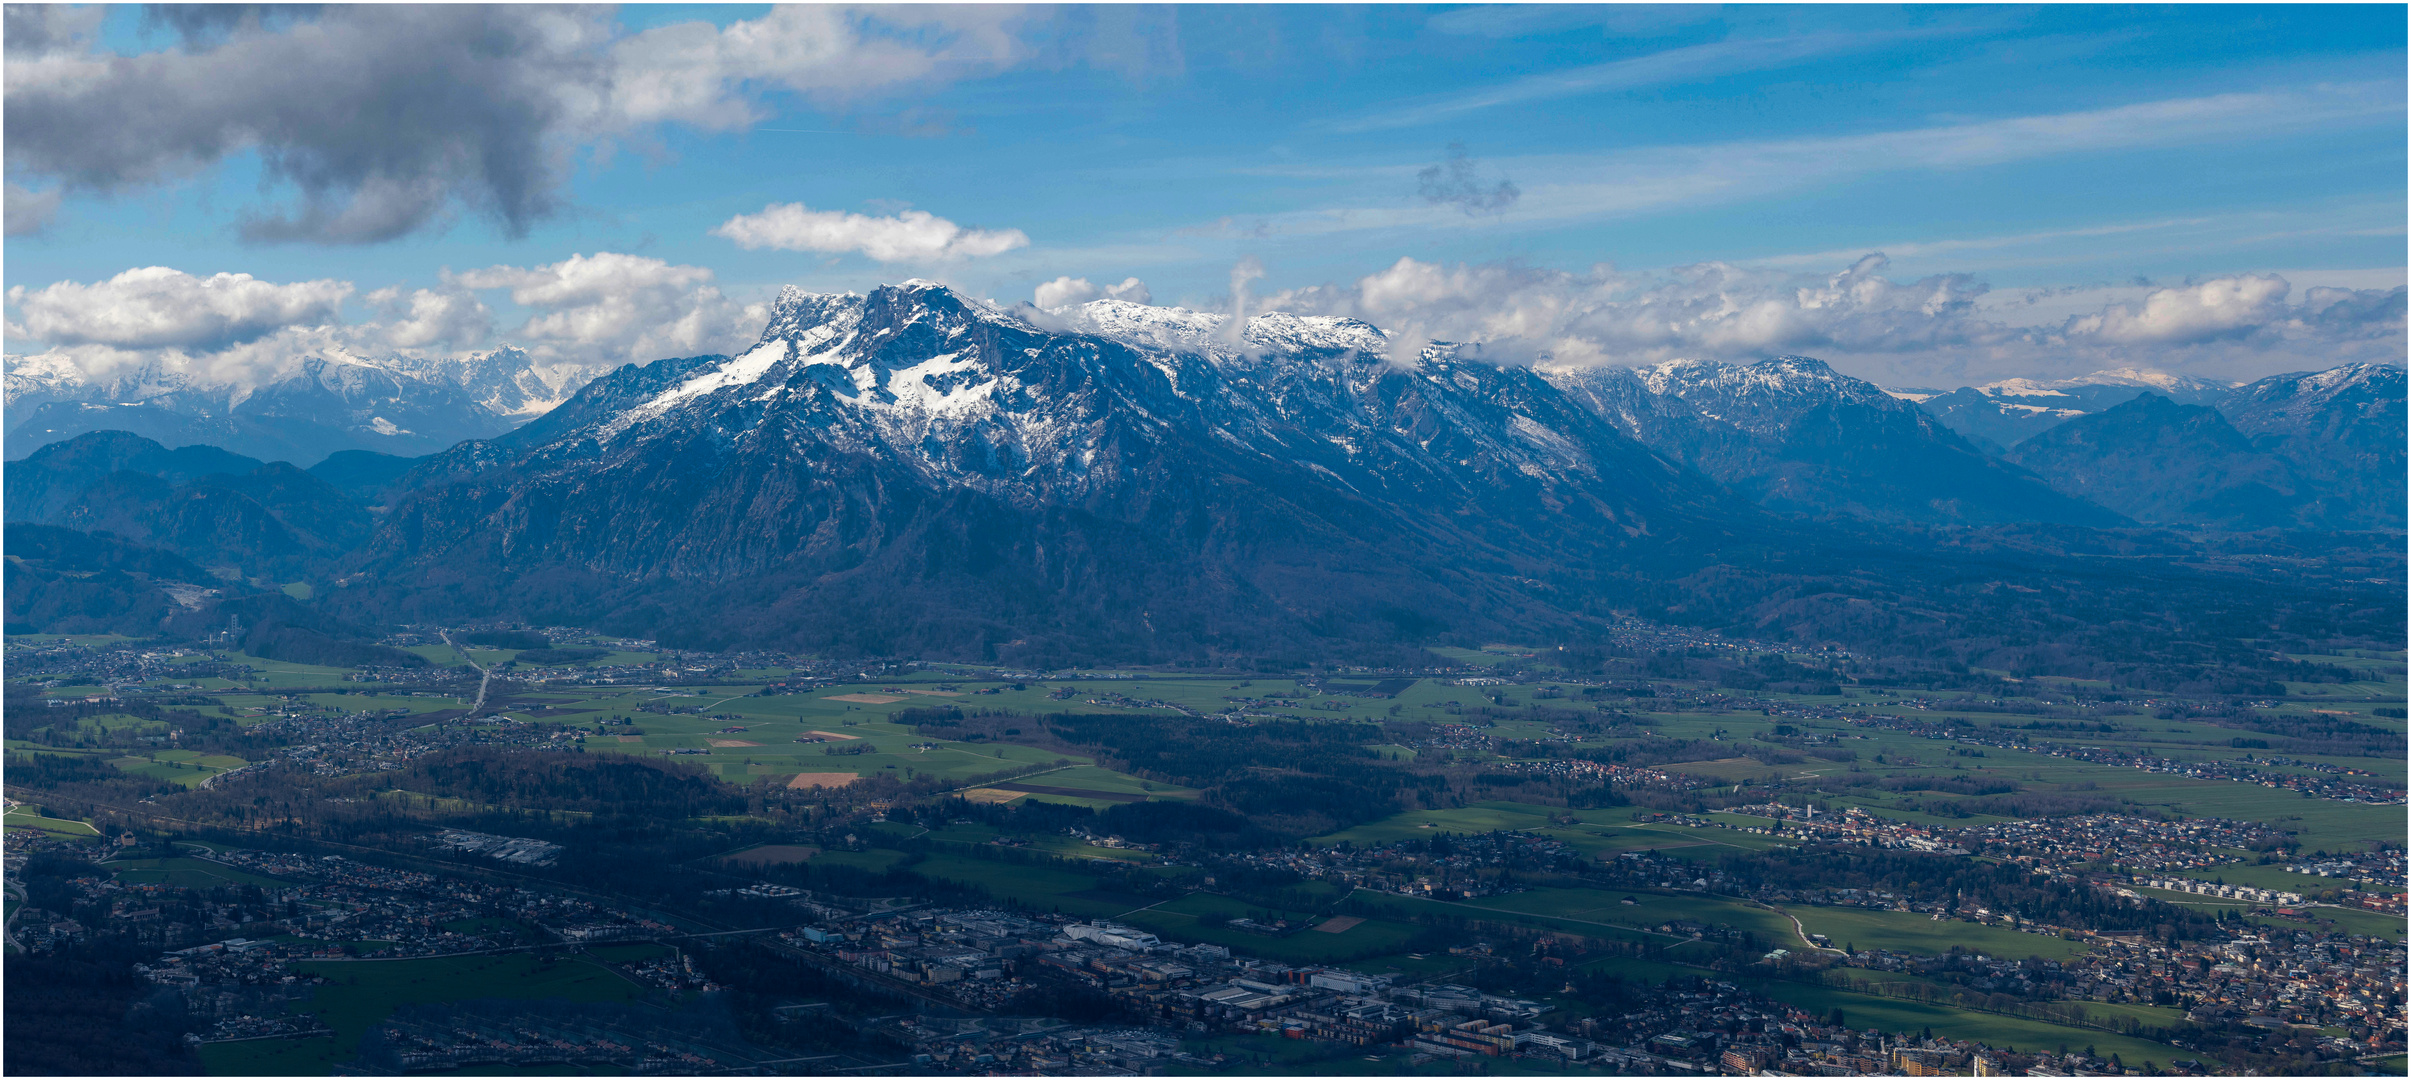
13 11 2411 1079
5 281 2401 685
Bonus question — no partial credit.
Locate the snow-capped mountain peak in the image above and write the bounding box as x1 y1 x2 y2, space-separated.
1624 356 1895 429
1975 368 2235 398
1045 297 1393 363
4 341 613 463
503 279 1687 518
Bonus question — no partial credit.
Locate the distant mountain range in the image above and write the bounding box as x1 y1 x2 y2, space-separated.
2 347 600 464
2 430 371 580
1548 356 2120 526
1905 368 2239 453
2005 364 2404 531
4 283 2401 663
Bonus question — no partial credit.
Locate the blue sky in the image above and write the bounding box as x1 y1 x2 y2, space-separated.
5 4 2404 386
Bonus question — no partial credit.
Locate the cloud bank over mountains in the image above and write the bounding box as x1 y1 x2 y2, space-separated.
1254 255 2406 384
4 254 763 391
9 268 352 352
1034 277 1154 309
12 247 2395 397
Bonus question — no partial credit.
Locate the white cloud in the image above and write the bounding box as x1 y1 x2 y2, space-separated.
364 287 494 349
1225 257 1268 348
3 252 765 393
6 325 369 395
1260 255 2407 385
6 267 352 351
2062 275 2291 346
1267 253 1993 367
1034 276 1152 309
712 203 1029 262
609 6 1026 130
451 252 757 364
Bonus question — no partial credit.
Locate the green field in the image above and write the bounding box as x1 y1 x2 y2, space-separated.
896 852 1141 918
919 823 1162 864
216 653 360 689
1310 801 1633 847
105 856 288 890
2 807 99 837
2169 861 2390 896
2129 892 2408 944
809 848 912 874
1347 891 1661 948
1740 975 2186 1066
1119 893 1424 963
1784 906 2088 961
105 749 248 788
1311 803 1797 869
199 952 647 1075
1467 886 1797 944
2301 905 2408 942
1001 763 1200 800
564 691 1157 792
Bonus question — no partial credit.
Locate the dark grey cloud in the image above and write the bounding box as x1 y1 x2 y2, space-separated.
1416 143 1521 215
7 6 603 244
4 182 61 236
4 5 1041 245
2 4 100 56
2301 284 2408 339
141 4 323 49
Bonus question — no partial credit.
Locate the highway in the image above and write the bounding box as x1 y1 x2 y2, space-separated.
438 630 495 718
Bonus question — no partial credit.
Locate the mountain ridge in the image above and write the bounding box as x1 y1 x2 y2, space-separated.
3 345 606 465
1547 355 2123 527
327 281 1757 661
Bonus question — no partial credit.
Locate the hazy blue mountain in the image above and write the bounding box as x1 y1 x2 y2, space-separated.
2219 363 2406 530
1550 357 2122 526
1997 365 2405 531
3 429 264 522
306 449 428 503
3 350 587 464
7 430 369 578
2009 393 2306 529
1915 369 2234 451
